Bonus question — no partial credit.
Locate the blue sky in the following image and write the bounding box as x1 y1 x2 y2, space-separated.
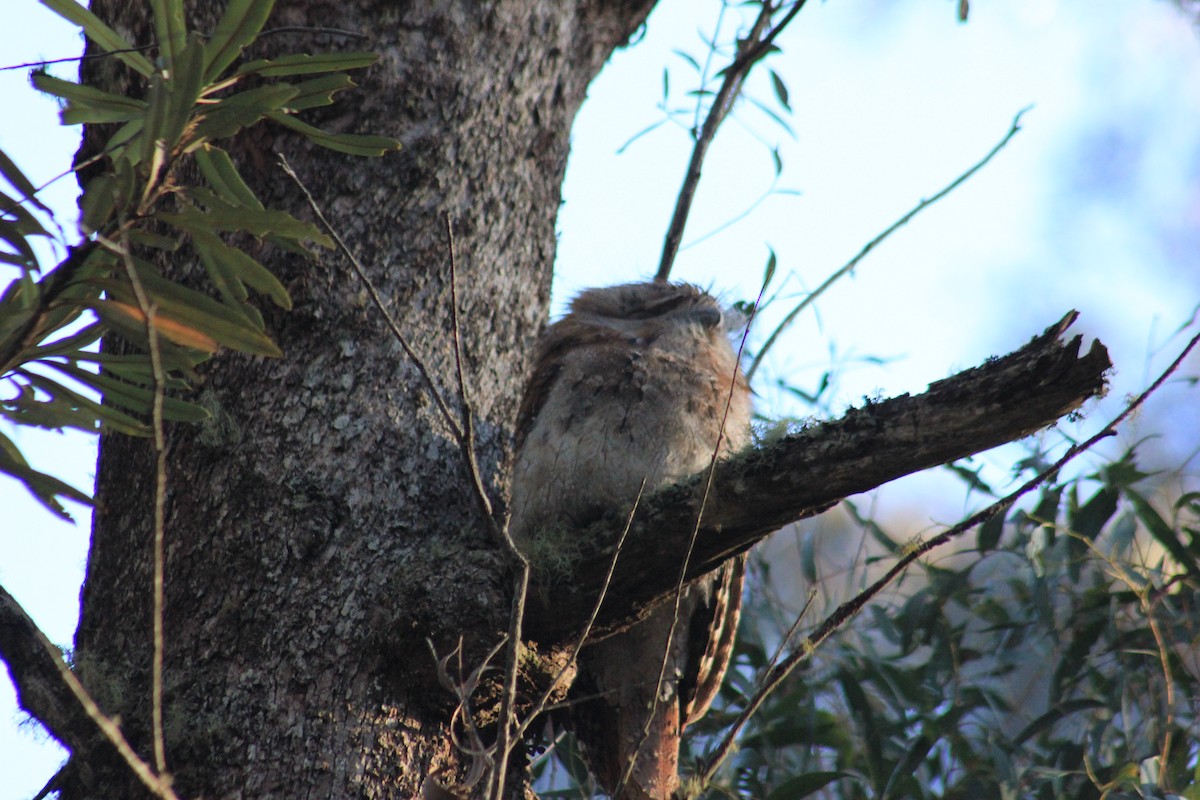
2 1 1199 797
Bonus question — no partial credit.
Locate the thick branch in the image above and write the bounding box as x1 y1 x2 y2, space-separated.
524 312 1111 645
0 584 90 751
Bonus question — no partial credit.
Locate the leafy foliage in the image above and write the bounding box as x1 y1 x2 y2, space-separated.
694 446 1200 800
0 0 398 518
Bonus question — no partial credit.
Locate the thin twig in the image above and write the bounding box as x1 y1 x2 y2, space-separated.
440 215 532 800
746 107 1030 382
445 216 503 536
277 154 464 444
656 1 806 282
1073 532 1177 783
105 222 170 777
698 326 1200 787
488 563 529 800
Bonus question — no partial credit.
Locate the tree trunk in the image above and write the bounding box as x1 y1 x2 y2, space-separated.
68 2 653 797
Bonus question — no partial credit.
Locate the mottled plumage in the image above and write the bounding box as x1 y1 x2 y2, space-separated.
509 282 751 800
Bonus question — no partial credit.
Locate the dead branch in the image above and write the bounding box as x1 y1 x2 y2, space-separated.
522 311 1112 645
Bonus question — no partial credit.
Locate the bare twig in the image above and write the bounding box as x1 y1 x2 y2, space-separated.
746 107 1029 381
277 155 465 443
656 1 809 282
106 221 171 776
696 326 1200 787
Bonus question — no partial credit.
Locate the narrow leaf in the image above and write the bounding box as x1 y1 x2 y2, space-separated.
161 198 329 246
0 148 53 215
43 360 209 422
236 51 379 77
267 111 400 156
20 370 149 436
0 430 92 520
770 69 791 112
283 73 357 111
162 34 208 150
32 72 147 122
192 84 300 142
1126 487 1200 578
192 228 292 309
765 772 853 800
204 0 276 81
38 0 155 77
194 145 264 209
149 0 187 75
90 298 220 354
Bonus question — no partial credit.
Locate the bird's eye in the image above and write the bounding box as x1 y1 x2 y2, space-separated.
633 294 689 318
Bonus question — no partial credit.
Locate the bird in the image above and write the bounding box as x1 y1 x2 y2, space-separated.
509 281 752 800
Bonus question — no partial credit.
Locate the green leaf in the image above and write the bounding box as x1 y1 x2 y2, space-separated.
762 248 777 292
39 0 155 78
0 219 40 272
203 0 276 81
1 382 100 433
79 173 118 233
1012 699 1107 746
18 370 149 436
161 195 329 246
0 429 92 520
194 145 264 209
283 73 357 111
192 228 292 310
139 73 171 166
32 72 148 125
127 229 182 252
770 69 791 112
192 84 301 142
42 360 209 422
1070 485 1118 542
765 772 853 800
1125 487 1200 578
0 148 53 216
267 111 400 156
91 263 284 357
28 322 106 360
236 51 379 77
149 0 187 75
977 507 1005 552
161 34 208 150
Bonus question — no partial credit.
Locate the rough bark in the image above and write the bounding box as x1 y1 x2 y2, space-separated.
522 314 1111 645
59 2 655 798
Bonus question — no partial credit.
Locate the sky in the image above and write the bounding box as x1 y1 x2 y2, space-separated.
2 1 1199 798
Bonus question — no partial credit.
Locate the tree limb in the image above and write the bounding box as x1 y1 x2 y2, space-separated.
523 311 1112 645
